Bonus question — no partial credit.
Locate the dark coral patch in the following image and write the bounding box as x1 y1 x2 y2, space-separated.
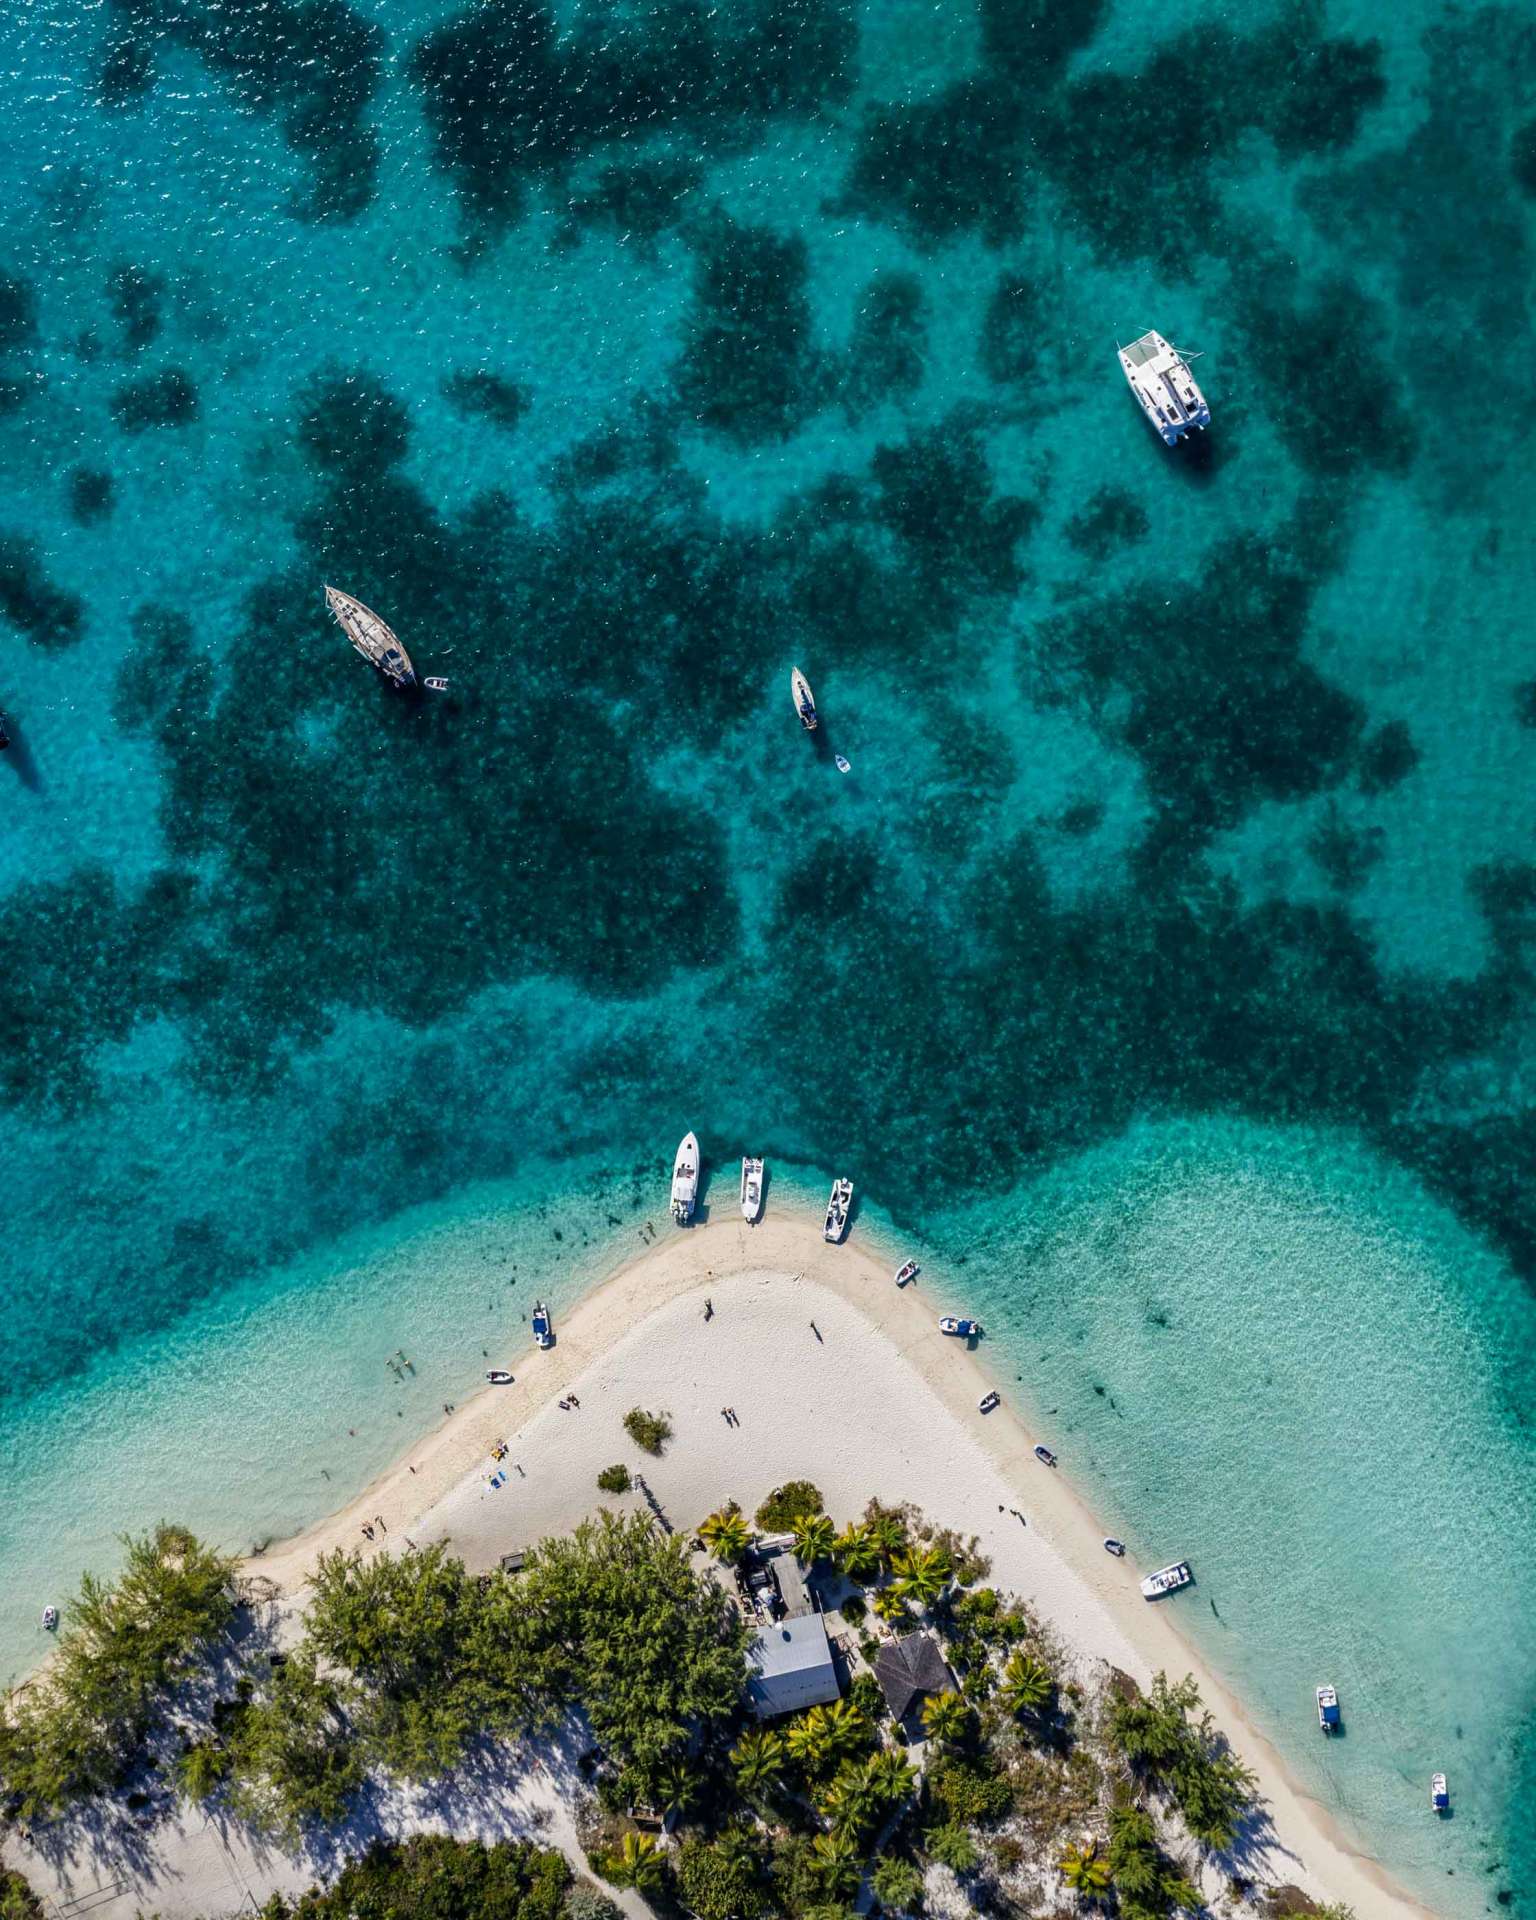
1356 719 1419 793
101 0 383 220
0 269 40 414
841 272 927 418
1515 116 1536 196
68 467 116 527
296 368 411 478
677 214 822 443
442 370 529 433
110 367 199 431
107 262 166 350
980 275 1040 386
1065 488 1149 561
842 82 1023 250
557 159 703 250
0 536 85 651
412 0 854 233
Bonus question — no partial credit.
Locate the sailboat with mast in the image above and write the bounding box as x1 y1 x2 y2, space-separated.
325 586 418 689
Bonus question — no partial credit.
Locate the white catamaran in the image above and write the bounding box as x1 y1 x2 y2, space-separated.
1118 331 1209 446
324 586 418 689
671 1131 700 1225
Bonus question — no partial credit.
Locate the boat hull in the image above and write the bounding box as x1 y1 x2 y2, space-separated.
740 1157 764 1223
791 667 818 732
671 1131 700 1224
325 586 418 689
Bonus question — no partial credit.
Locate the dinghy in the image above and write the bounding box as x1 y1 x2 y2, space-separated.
823 1176 852 1241
834 754 851 773
671 1131 700 1224
1033 1444 1058 1467
740 1156 764 1223
424 676 450 692
791 668 818 731
324 586 418 689
485 1369 514 1385
1103 1538 1126 1557
41 1605 58 1631
893 1258 920 1287
977 1390 1000 1414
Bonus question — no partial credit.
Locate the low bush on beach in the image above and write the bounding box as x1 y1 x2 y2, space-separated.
0 1868 43 1919
596 1463 631 1493
753 1478 824 1531
1107 1672 1257 1851
622 1406 672 1455
256 1835 570 1918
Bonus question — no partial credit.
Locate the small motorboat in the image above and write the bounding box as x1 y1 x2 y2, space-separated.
834 754 851 773
531 1302 553 1350
423 675 450 692
1317 1685 1341 1734
1140 1561 1193 1599
938 1315 982 1338
823 1177 853 1242
740 1156 764 1223
485 1369 514 1385
1430 1772 1450 1813
1103 1538 1126 1557
1033 1444 1057 1467
791 667 818 732
324 585 418 689
977 1390 1000 1414
671 1131 700 1224
41 1605 58 1631
894 1259 920 1287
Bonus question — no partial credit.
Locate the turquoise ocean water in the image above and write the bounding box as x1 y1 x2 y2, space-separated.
3 0 1535 1908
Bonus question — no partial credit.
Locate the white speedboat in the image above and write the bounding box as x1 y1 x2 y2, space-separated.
823 1177 852 1241
324 585 418 688
485 1369 514 1385
1140 1561 1193 1599
1317 1685 1340 1733
671 1131 700 1224
1118 331 1209 446
1430 1773 1449 1813
791 668 818 731
531 1301 553 1349
740 1156 764 1223
894 1258 920 1287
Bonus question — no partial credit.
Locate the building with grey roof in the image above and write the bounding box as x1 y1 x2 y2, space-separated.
746 1614 841 1719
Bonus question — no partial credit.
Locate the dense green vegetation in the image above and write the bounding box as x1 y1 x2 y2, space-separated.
0 1525 236 1816
621 1408 672 1455
595 1463 632 1493
0 1496 1273 1920
0 1869 43 1920
752 1481 823 1532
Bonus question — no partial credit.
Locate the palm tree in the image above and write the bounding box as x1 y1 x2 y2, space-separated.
654 1759 697 1817
891 1544 951 1608
870 1585 911 1626
818 1761 879 1837
865 1508 909 1561
863 1747 916 1806
821 1697 868 1758
792 1512 836 1562
924 1823 977 1873
920 1689 969 1748
999 1650 1055 1720
833 1523 881 1580
1058 1838 1113 1902
700 1505 752 1564
731 1728 786 1798
606 1831 666 1895
810 1828 862 1898
786 1706 834 1771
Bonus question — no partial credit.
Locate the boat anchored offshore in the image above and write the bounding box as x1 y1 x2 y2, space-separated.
671 1132 701 1224
1118 331 1209 446
894 1258 920 1287
531 1301 553 1349
1431 1773 1450 1813
791 668 818 732
740 1156 765 1223
41 1605 58 1631
823 1177 853 1242
325 586 418 689
1317 1684 1341 1734
1140 1561 1193 1599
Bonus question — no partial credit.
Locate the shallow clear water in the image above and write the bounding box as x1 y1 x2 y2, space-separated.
3 0 1536 1908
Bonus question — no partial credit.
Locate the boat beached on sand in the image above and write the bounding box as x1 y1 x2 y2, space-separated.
671 1132 700 1224
531 1302 553 1349
977 1390 1000 1414
823 1177 852 1242
740 1156 764 1223
894 1258 920 1287
1118 331 1209 447
791 668 818 732
938 1315 982 1339
324 586 418 689
1140 1560 1193 1599
485 1368 514 1385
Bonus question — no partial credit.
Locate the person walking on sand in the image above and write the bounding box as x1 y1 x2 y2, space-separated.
704 1298 713 1321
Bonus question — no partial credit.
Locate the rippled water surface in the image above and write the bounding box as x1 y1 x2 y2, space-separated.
3 0 1535 1908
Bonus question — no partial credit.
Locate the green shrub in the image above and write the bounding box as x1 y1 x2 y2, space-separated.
870 1854 925 1915
676 1831 770 1920
928 1755 1011 1826
754 1480 825 1531
596 1464 632 1494
0 1870 44 1920
839 1593 867 1626
623 1408 673 1456
923 1824 978 1873
284 1836 570 1917
565 1879 624 1920
850 1672 885 1721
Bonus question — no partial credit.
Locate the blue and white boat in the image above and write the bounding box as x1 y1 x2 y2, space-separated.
531 1301 553 1350
938 1315 982 1338
1317 1685 1340 1734
1431 1773 1450 1813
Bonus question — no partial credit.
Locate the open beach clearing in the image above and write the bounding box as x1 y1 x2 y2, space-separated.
7 1214 1427 1919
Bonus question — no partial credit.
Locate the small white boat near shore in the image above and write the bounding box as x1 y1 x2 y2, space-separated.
939 1315 983 1339
41 1605 58 1631
671 1132 701 1224
1118 330 1209 447
977 1390 1000 1414
894 1258 920 1287
791 668 818 732
1317 1684 1340 1734
485 1369 514 1385
1140 1561 1193 1599
1430 1773 1449 1812
823 1177 852 1242
1103 1538 1126 1557
740 1156 764 1223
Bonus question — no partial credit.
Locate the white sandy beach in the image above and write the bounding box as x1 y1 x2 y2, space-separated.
6 1215 1429 1920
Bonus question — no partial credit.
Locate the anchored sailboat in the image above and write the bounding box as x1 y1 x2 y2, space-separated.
324 586 418 689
